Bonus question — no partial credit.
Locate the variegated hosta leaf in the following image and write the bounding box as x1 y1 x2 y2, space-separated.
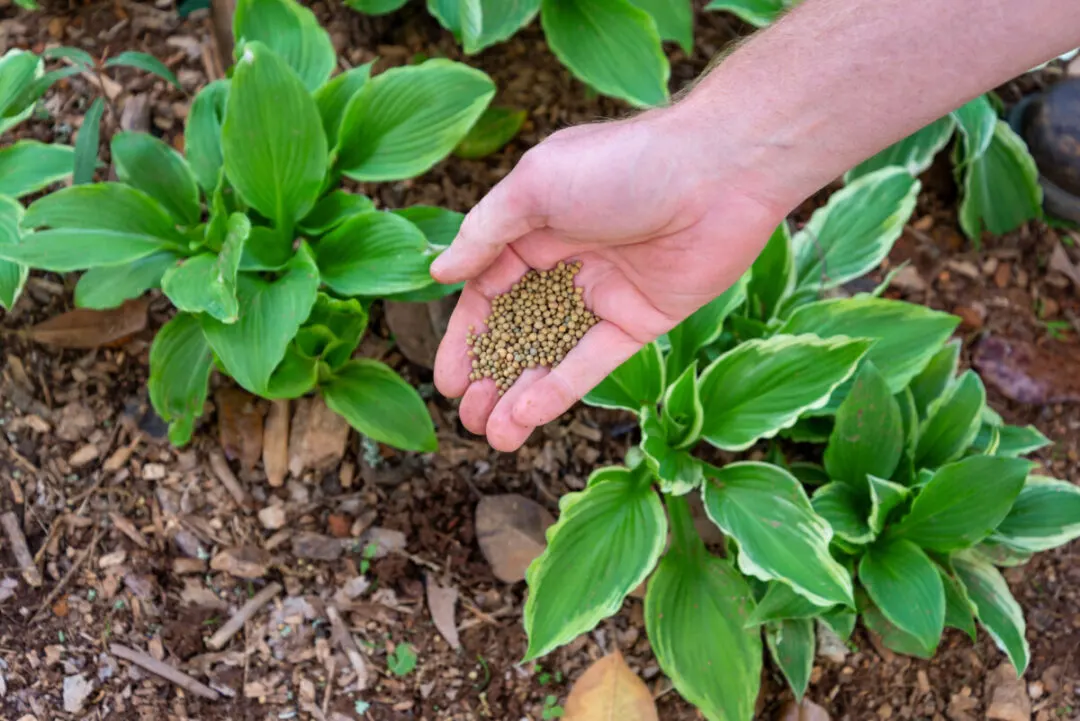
524 466 666 660
584 341 664 412
698 334 872 451
953 550 1030 673
992 476 1080 553
703 462 854 607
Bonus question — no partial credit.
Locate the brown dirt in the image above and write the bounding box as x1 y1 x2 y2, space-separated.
1 2 1079 721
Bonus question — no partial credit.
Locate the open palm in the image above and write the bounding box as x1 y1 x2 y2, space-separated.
432 111 786 451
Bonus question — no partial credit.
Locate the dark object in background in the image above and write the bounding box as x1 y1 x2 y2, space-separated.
1011 78 1080 222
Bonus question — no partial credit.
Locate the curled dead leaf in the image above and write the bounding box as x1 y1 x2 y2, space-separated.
564 651 658 721
475 494 555 583
424 573 461 651
23 298 149 349
263 399 289 487
288 396 350 477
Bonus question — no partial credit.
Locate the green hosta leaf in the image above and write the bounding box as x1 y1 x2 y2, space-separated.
859 538 944 652
646 549 761 721
75 252 179 309
233 0 335 91
583 342 664 412
223 41 328 231
73 97 104 185
162 214 250 322
867 475 909 536
957 121 1042 240
953 551 1029 673
201 245 319 394
894 387 919 483
453 106 527 159
42 46 94 67
0 51 43 131
820 608 856 642
766 619 814 702
971 423 1050 457
523 466 665 660
938 563 978 640
628 0 693 52
322 359 437 451
789 461 830 486
665 272 748 378
908 338 960 419
703 462 854 607
812 483 872 545
746 582 830 626
316 211 434 296
148 312 213 446
793 167 919 292
185 79 229 193
541 0 668 108
890 455 1029 552
455 0 541 54
238 225 293 271
427 0 462 33
299 191 375 235
392 206 464 248
747 222 793 322
344 0 408 14
860 596 934 659
698 334 871 451
705 0 784 27
780 297 960 394
974 539 1034 567
6 184 186 270
0 141 74 198
780 418 833 444
296 294 369 370
824 361 904 488
0 197 27 310
265 344 319 399
640 406 704 495
111 132 200 226
661 362 703 448
915 370 985 468
313 63 373 148
951 94 997 162
337 60 494 181
845 116 956 182
993 476 1080 553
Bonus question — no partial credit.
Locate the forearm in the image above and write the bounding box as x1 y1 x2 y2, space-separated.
670 0 1080 211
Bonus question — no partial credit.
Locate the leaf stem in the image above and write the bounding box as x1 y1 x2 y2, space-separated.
665 495 704 558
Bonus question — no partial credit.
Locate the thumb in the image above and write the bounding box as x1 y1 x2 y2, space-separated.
430 164 543 284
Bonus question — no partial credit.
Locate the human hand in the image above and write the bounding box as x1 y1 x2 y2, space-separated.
430 106 787 451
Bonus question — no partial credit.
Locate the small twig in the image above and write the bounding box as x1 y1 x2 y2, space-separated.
206 582 281 651
0 512 42 588
208 450 254 512
326 605 369 691
109 643 221 700
321 656 336 718
32 527 104 622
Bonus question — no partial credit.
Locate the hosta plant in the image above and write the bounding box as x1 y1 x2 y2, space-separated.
522 166 1079 720
346 0 693 108
0 0 495 451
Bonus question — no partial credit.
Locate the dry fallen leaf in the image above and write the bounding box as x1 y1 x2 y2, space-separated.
1049 242 1080 288
215 387 264 472
288 396 350 477
263 399 289 487
475 494 555 583
425 573 461 651
564 651 658 721
985 662 1030 721
384 297 455 369
209 546 270 579
776 699 832 721
24 298 149 349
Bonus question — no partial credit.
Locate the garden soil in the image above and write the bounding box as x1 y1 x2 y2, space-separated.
1 2 1079 720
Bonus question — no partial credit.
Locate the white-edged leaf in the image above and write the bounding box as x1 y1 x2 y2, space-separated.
957 121 1042 240
915 369 985 467
766 618 815 702
993 476 1080 553
0 196 28 310
583 342 664 412
665 271 748 378
953 550 1029 673
524 466 666 660
845 116 956 182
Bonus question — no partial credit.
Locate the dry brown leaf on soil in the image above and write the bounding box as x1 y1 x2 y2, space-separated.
776 698 832 721
563 651 658 721
215 387 264 472
263 399 289 487
474 494 555 583
985 662 1031 721
288 396 350 477
1049 241 1080 289
21 297 149 348
210 546 270 579
972 336 1080 404
384 297 455 369
424 573 461 651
